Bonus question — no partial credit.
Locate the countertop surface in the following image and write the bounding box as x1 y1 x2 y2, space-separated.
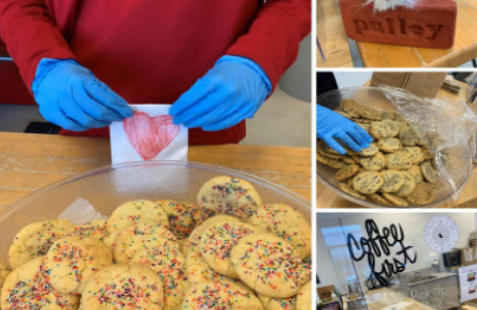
0 132 311 214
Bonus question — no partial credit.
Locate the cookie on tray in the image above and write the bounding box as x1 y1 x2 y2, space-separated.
352 171 383 195
182 281 263 310
296 281 312 310
80 264 163 310
407 182 436 205
106 199 169 234
45 236 113 295
157 200 200 239
197 176 263 221
1 256 80 310
247 204 311 259
421 160 437 184
183 215 242 256
0 259 10 289
8 219 75 269
258 293 296 310
231 233 311 298
200 220 263 278
70 219 108 241
380 170 406 193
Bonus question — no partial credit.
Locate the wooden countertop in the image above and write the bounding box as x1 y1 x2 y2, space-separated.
317 79 477 208
317 0 353 68
318 0 477 68
353 288 434 310
0 132 311 214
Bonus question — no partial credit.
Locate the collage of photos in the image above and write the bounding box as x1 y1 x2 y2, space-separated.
317 0 477 308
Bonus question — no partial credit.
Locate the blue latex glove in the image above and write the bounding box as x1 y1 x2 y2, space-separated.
169 55 272 131
317 105 373 154
32 59 133 131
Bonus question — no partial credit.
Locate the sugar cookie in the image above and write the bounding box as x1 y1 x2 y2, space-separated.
200 221 263 278
1 256 79 310
8 219 75 269
231 233 311 298
80 264 163 310
183 215 242 256
182 281 263 309
45 236 113 295
296 281 311 310
106 199 169 234
197 176 263 220
248 204 311 259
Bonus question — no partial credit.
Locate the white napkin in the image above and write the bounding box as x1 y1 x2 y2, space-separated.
110 104 188 165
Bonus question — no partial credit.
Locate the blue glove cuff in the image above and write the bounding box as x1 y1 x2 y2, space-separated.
217 55 272 96
32 58 80 97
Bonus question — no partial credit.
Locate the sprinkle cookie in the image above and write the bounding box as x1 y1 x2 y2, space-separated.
231 233 311 298
45 236 113 295
247 204 311 259
157 200 201 239
8 219 75 269
185 252 251 293
70 220 108 241
197 176 263 220
200 221 263 278
258 294 296 310
80 264 163 310
1 256 80 310
182 281 263 309
296 281 311 310
183 215 242 256
106 199 169 234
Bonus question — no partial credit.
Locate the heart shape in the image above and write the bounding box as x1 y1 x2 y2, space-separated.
123 111 181 160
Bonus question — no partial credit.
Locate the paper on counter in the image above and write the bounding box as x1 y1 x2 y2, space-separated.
110 104 188 165
465 248 474 262
58 198 108 225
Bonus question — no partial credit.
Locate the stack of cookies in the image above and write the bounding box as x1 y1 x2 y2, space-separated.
0 176 312 310
317 99 438 207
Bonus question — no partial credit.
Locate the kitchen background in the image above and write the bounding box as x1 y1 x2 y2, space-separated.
317 212 477 309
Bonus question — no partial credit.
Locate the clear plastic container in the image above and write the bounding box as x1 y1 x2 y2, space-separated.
0 161 311 261
317 87 472 208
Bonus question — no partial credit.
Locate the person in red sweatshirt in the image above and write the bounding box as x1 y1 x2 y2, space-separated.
0 1 310 144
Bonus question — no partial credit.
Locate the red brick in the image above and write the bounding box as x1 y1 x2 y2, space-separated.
340 0 457 49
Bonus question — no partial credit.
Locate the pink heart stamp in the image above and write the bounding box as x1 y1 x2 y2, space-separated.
123 111 181 160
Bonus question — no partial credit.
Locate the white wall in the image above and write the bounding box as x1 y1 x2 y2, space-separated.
316 212 476 296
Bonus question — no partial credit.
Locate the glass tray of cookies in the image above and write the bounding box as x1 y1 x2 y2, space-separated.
0 161 311 309
317 87 472 208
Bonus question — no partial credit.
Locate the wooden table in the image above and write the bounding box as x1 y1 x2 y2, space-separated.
318 0 477 68
0 132 311 214
317 79 477 208
316 0 353 68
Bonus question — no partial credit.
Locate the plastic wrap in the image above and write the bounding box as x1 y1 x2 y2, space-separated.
379 85 477 201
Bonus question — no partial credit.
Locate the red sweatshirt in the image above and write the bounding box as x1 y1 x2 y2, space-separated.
0 1 310 144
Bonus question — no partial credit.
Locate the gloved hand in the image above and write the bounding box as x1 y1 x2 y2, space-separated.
169 55 272 131
32 58 133 131
317 105 373 154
